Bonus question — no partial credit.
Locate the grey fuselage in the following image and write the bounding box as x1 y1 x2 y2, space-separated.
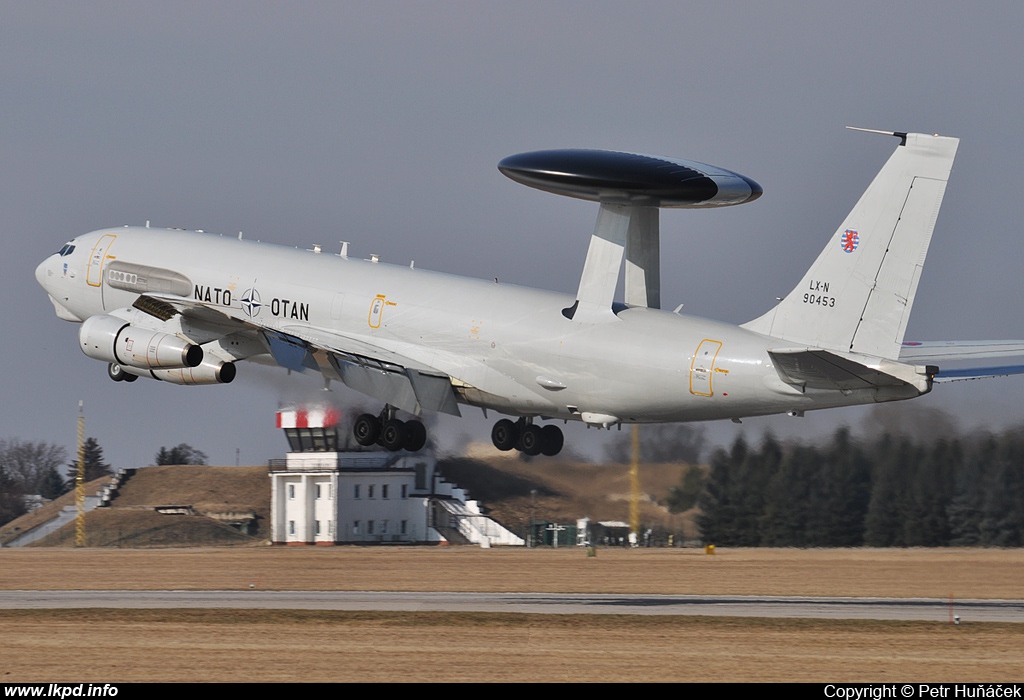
36 226 906 425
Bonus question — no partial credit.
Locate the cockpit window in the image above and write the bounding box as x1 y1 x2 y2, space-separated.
57 244 76 256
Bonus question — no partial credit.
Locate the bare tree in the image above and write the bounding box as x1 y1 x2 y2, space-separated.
604 424 707 464
0 438 67 496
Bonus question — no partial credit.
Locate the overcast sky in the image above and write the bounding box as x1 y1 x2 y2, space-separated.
5 2 1024 469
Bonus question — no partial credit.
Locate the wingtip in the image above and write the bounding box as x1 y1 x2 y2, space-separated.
845 126 909 145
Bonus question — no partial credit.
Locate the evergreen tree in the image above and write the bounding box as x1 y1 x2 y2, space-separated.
812 427 871 546
863 434 919 546
760 443 813 546
696 436 748 544
903 438 958 546
978 428 1024 546
947 433 994 545
66 437 112 486
665 465 705 513
38 466 68 500
154 444 208 466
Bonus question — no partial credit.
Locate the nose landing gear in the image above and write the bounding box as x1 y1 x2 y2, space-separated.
353 405 428 452
491 417 563 456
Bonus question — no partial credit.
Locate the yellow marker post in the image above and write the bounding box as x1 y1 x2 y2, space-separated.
629 424 640 539
75 401 85 548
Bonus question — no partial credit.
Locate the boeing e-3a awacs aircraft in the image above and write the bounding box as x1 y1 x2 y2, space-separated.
35 129 1024 456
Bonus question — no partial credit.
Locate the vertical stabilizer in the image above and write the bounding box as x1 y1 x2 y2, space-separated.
742 131 959 359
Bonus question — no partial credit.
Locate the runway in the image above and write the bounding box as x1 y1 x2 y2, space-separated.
2 590 1022 622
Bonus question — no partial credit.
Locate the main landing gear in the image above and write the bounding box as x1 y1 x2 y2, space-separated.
491 418 563 456
352 406 427 453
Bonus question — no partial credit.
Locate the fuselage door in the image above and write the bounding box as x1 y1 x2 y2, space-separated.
690 339 723 396
87 234 117 288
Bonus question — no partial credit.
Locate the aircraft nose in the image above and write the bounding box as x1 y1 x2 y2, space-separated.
35 258 49 288
35 255 54 290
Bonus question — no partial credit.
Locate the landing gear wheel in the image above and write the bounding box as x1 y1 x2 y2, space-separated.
107 363 135 382
404 420 427 452
519 424 543 456
540 425 564 456
353 413 381 446
380 419 408 452
491 419 519 451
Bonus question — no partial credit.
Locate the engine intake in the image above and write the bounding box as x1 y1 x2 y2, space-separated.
79 314 202 370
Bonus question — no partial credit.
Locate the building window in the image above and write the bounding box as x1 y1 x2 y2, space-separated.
368 484 375 499
401 520 407 535
401 484 408 499
354 484 360 499
315 520 321 535
288 520 295 535
316 484 322 499
368 520 375 535
381 520 388 534
382 484 389 499
353 520 360 535
288 484 295 500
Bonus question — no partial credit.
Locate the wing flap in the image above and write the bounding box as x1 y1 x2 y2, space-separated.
269 326 462 416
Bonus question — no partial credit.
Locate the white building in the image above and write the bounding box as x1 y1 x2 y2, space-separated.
269 409 522 546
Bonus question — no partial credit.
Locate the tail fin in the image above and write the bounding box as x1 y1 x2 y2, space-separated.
742 131 959 360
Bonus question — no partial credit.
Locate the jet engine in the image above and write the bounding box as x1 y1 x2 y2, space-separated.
152 358 236 385
119 357 236 385
79 314 202 370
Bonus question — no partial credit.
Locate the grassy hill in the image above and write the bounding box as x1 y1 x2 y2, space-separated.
5 457 700 547
0 476 110 546
436 455 700 541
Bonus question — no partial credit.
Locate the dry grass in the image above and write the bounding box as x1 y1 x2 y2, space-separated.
1 609 1021 682
1 547 1023 682
111 465 269 510
0 477 110 546
27 510 256 548
0 546 1022 599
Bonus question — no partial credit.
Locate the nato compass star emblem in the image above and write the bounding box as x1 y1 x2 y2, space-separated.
240 288 262 317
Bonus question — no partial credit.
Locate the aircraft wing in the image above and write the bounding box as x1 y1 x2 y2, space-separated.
135 293 468 416
899 340 1024 382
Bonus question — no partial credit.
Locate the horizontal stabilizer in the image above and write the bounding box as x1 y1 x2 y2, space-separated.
769 349 907 390
768 348 933 394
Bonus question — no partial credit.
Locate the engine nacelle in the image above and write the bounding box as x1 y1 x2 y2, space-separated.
152 358 236 385
79 314 202 370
